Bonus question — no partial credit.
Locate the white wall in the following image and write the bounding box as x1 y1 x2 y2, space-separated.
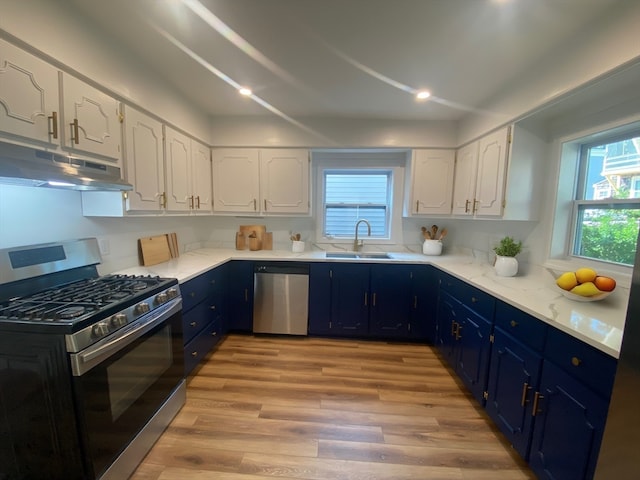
0 0 210 142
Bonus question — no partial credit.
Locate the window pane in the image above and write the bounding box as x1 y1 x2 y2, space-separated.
584 137 640 200
323 171 391 238
574 206 640 265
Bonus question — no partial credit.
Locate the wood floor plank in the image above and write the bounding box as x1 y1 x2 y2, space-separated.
131 334 534 479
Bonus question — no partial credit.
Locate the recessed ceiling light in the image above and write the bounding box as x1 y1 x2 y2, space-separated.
239 87 252 96
416 90 431 100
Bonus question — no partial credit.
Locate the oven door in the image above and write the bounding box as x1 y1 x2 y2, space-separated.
70 298 184 479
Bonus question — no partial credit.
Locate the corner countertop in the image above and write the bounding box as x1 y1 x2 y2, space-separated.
115 248 629 359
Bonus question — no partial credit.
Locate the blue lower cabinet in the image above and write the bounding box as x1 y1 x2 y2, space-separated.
455 305 493 404
369 264 412 338
528 360 609 480
485 327 543 459
330 263 371 336
227 260 253 332
184 319 221 376
308 263 333 335
435 290 460 367
409 265 437 342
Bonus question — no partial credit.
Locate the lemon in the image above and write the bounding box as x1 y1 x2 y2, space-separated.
575 267 597 284
556 272 578 291
570 281 602 297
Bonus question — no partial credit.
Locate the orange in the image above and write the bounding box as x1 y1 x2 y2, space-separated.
594 276 616 292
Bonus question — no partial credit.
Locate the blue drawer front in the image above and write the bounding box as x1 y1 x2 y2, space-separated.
181 267 224 313
495 301 547 351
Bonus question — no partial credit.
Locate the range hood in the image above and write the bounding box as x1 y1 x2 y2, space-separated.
0 141 132 191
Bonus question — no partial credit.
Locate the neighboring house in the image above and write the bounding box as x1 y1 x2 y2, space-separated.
591 139 640 199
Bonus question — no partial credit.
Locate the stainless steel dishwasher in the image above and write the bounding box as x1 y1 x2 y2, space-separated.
253 262 309 335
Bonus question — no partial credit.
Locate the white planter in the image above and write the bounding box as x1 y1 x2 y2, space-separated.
291 240 305 253
422 239 443 256
495 255 518 277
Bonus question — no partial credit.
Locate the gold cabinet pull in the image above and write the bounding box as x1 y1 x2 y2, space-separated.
212 331 218 336
451 321 457 336
414 295 418 309
455 324 462 340
196 196 201 209
364 292 368 307
48 111 58 139
189 195 194 209
264 199 267 211
473 199 479 213
190 321 197 327
510 320 518 327
160 192 167 208
532 392 544 416
253 198 257 211
416 200 419 213
465 199 470 213
210 305 216 310
372 293 377 307
70 118 79 144
191 351 198 357
520 382 531 406
571 356 582 367
244 288 248 302
471 297 478 303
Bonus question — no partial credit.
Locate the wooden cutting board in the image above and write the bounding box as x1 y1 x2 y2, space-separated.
139 235 171 266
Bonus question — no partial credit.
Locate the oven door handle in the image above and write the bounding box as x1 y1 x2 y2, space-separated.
70 297 182 376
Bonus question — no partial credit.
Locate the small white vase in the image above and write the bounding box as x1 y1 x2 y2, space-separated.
495 255 518 277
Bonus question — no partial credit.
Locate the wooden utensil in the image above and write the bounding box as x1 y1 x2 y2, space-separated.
431 225 439 239
438 228 448 240
421 226 431 239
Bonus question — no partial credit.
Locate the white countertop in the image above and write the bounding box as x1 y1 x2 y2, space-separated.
116 248 629 359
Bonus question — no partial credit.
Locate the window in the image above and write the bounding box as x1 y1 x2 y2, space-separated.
572 134 640 265
313 150 407 245
323 170 391 238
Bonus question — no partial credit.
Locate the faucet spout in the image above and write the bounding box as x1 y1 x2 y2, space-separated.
353 219 371 252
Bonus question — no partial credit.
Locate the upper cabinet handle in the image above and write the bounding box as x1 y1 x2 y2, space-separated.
48 111 58 139
70 118 79 144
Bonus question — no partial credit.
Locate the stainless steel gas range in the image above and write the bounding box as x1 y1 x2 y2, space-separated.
0 238 185 480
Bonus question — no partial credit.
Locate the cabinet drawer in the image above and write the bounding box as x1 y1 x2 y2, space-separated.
494 301 547 351
181 267 224 312
440 272 494 320
544 327 617 398
182 299 219 344
184 319 221 376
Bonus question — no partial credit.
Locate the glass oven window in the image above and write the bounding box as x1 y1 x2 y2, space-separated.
107 324 173 421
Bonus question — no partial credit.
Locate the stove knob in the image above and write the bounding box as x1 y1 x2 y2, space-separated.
155 292 168 305
110 313 127 327
135 302 150 315
92 321 111 338
166 288 179 299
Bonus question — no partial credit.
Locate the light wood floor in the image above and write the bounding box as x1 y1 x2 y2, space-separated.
130 334 535 480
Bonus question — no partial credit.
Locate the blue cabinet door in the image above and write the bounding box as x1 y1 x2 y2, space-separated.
227 260 253 332
409 265 437 342
486 327 543 459
435 290 459 367
330 263 370 336
529 360 609 480
455 304 493 404
369 264 412 338
308 263 332 335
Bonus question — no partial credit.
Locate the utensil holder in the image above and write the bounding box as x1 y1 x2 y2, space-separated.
291 240 305 253
422 239 442 256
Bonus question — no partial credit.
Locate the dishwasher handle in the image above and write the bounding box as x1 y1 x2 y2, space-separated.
254 263 309 275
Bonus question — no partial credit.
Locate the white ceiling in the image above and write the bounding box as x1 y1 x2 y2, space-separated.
67 0 623 122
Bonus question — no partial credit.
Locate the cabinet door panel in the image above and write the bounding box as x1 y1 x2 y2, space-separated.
330 264 370 336
212 149 260 213
123 106 164 211
0 38 60 145
486 328 542 459
165 127 191 211
456 305 492 404
435 291 459 367
452 142 478 215
410 265 437 341
475 127 509 216
369 264 412 337
308 263 332 335
529 361 608 480
260 149 309 214
227 261 254 331
61 73 121 161
192 140 212 212
410 149 455 215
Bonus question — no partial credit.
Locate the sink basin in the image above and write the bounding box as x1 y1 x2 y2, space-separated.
324 252 391 259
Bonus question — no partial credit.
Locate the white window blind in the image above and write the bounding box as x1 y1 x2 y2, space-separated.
323 171 390 237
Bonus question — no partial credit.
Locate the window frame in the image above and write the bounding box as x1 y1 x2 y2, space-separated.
312 150 408 247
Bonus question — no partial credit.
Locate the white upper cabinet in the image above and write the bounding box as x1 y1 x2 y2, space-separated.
260 149 309 214
60 72 121 162
164 126 191 212
406 149 455 216
122 105 165 212
452 126 510 217
212 148 309 215
0 38 60 145
191 139 212 213
212 148 260 213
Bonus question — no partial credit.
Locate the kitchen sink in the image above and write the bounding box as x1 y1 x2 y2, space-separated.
324 252 392 259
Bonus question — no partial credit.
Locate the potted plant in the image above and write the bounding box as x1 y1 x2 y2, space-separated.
493 236 522 277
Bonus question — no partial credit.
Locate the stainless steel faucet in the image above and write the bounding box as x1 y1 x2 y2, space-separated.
353 219 371 251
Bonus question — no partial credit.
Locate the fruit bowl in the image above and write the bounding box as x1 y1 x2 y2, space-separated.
556 285 613 302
